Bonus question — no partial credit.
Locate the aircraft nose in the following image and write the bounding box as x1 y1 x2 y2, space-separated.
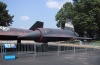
18 30 41 41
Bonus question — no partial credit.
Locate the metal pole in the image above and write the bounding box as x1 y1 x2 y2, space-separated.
0 40 3 59
85 46 87 52
18 44 20 53
21 44 23 53
0 41 2 54
66 46 68 51
57 42 60 56
2 42 4 59
24 44 26 53
27 44 29 52
64 46 65 51
74 44 75 53
34 43 36 57
85 43 87 52
94 43 95 51
31 44 34 53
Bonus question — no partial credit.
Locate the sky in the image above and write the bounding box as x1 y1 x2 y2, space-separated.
0 0 73 29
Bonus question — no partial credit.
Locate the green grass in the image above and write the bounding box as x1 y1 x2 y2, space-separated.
73 40 100 46
83 41 100 46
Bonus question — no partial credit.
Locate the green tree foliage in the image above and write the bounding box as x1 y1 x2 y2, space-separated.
55 0 100 38
55 2 73 29
0 1 14 26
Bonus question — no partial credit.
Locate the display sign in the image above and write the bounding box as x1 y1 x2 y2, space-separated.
4 44 16 48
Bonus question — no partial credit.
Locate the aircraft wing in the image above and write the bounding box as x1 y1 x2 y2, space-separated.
43 34 76 38
74 37 93 40
0 30 21 40
43 34 93 40
0 35 18 40
42 34 78 42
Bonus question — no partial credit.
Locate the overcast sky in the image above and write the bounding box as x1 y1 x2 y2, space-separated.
0 0 73 29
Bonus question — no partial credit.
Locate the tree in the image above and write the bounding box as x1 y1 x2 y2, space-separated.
55 2 73 29
0 1 14 26
55 0 100 38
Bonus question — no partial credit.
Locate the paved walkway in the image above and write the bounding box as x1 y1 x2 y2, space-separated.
0 50 100 65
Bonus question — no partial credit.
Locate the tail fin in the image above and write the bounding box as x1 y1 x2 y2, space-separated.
64 18 74 31
29 21 44 30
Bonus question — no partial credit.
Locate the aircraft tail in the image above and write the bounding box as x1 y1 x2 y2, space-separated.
29 21 44 30
64 18 74 31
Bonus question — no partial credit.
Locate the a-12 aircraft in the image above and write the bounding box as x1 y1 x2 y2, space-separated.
0 21 92 43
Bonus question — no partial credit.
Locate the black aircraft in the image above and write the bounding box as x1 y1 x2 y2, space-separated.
0 21 92 43
18 21 92 43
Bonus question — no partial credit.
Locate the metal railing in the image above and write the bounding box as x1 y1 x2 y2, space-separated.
0 41 100 59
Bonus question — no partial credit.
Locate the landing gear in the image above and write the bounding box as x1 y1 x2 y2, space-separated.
17 39 21 43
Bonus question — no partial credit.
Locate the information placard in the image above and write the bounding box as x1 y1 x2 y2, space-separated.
4 44 16 48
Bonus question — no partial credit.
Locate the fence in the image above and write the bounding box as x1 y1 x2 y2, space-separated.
0 41 100 59
0 43 35 59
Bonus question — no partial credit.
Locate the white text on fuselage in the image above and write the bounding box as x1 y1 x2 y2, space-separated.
0 26 10 31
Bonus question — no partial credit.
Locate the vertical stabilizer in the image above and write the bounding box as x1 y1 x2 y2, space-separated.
29 21 44 30
65 18 74 31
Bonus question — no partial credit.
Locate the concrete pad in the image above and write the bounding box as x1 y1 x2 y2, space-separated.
0 50 100 65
